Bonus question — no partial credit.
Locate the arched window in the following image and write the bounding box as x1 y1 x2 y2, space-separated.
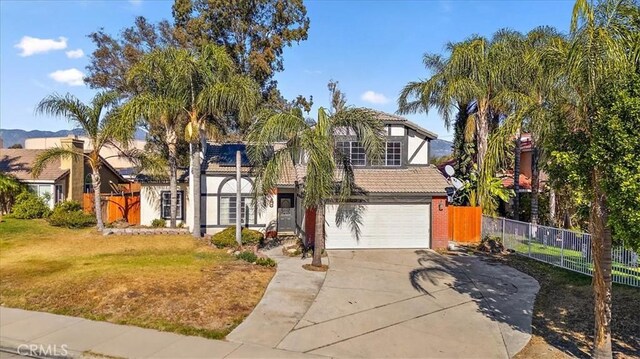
218 177 256 226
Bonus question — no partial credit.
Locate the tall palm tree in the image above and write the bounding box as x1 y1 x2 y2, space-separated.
247 107 384 267
123 45 260 237
561 0 638 356
398 32 520 211
33 92 135 230
485 26 567 221
125 50 189 228
519 27 566 225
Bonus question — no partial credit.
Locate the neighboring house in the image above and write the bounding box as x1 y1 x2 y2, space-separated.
171 110 451 249
501 133 548 192
0 136 128 209
24 136 146 179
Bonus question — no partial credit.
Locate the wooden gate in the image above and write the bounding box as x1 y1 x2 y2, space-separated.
83 193 141 225
448 206 482 243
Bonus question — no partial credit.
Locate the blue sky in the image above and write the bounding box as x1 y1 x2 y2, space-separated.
0 0 575 140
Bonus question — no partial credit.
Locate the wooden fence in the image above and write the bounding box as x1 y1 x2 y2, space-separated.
448 206 482 243
83 193 141 225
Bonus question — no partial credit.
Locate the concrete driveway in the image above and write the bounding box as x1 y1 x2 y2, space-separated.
274 249 539 358
228 249 539 358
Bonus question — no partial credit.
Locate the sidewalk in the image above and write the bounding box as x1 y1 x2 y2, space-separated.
0 307 326 358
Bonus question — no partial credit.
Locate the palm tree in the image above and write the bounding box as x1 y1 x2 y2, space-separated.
124 45 260 237
247 106 385 267
33 92 136 230
398 32 520 211
125 50 189 228
561 0 638 356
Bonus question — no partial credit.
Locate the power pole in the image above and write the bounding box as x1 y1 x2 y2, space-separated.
235 150 242 246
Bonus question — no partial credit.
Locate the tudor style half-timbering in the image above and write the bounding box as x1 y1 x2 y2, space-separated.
189 109 451 249
320 110 450 249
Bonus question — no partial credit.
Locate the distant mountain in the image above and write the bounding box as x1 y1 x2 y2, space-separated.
1 128 147 148
430 139 453 159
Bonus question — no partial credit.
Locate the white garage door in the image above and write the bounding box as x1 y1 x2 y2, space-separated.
325 203 431 249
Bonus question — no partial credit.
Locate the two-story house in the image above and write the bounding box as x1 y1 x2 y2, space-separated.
140 109 451 249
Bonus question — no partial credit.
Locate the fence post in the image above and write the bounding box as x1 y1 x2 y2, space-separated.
560 229 565 267
501 217 505 245
528 223 532 257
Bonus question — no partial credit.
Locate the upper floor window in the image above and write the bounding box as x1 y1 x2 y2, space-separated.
370 141 402 166
336 141 366 166
385 142 402 166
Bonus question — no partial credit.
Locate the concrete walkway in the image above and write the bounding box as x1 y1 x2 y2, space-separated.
274 249 540 358
0 307 325 358
226 247 326 348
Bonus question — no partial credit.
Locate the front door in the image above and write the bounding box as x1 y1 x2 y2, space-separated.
277 193 295 232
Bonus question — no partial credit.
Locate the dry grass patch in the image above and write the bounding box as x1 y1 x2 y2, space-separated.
483 253 639 359
0 218 275 339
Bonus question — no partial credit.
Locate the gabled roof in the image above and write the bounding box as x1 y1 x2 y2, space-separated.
361 109 439 140
0 149 68 181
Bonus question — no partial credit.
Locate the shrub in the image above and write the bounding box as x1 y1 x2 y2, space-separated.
255 257 277 267
151 218 166 228
236 251 258 263
211 226 264 248
11 191 50 219
48 201 96 228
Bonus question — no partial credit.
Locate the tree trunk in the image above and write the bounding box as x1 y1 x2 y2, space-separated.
513 129 522 220
167 127 178 228
91 165 104 231
549 188 556 226
531 146 540 226
475 107 489 172
312 204 325 267
590 168 613 359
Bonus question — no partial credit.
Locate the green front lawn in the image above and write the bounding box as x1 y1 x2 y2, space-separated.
0 218 275 339
511 240 640 283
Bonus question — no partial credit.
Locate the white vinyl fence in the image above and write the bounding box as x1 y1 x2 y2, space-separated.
482 216 640 287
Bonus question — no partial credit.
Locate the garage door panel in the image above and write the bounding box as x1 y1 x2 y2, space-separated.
325 204 430 249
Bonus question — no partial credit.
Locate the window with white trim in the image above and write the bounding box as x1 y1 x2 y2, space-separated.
161 191 184 220
220 196 255 225
385 142 402 166
371 141 402 166
336 141 366 166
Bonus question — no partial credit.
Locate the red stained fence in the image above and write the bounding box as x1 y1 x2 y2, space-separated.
83 193 140 225
448 206 482 243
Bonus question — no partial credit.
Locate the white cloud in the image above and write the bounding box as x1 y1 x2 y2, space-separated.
15 36 67 57
49 68 85 86
65 49 84 59
129 0 143 5
360 90 389 104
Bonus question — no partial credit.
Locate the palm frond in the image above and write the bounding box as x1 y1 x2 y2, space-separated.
35 93 93 135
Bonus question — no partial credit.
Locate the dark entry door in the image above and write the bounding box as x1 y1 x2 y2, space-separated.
277 193 295 232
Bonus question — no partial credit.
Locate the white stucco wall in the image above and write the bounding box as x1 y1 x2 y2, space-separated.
407 131 429 165
140 183 191 228
200 174 277 235
390 125 405 136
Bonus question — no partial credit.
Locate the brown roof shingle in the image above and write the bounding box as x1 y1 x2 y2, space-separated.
0 149 68 181
349 166 449 194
